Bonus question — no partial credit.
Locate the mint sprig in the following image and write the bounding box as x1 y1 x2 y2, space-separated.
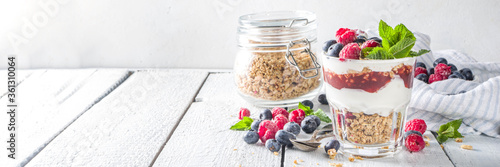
365 20 429 60
291 102 332 123
436 119 463 143
230 117 253 131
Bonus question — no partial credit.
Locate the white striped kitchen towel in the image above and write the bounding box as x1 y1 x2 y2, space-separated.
367 30 500 138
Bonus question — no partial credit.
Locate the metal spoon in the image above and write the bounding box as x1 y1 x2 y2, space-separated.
291 124 334 151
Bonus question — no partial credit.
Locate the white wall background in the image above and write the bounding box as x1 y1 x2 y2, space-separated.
1 0 499 69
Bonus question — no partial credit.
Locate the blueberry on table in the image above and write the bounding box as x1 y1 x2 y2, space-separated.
318 94 328 105
275 130 296 147
326 43 343 57
416 73 429 83
260 109 273 120
415 62 426 69
322 40 337 53
243 130 260 144
460 68 474 81
301 116 319 134
429 68 434 75
324 139 340 153
449 71 466 80
368 37 382 43
251 119 262 131
354 37 366 44
283 122 301 136
433 58 448 67
448 63 458 72
301 100 314 109
403 130 423 139
265 139 281 152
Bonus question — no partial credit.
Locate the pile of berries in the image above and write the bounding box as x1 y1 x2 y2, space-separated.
323 28 381 60
414 57 474 84
403 119 427 152
240 100 323 152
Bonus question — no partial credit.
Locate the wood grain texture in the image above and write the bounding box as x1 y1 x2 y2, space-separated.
25 70 208 167
441 135 500 167
0 69 39 98
1 69 131 167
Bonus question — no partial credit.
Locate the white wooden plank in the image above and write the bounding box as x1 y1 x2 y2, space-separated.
152 100 283 166
1 69 131 167
0 69 40 98
26 70 208 167
441 135 500 167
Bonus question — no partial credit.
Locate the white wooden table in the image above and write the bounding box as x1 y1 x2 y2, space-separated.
1 69 499 167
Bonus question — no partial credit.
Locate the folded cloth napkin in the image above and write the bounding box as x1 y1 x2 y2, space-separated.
366 30 500 138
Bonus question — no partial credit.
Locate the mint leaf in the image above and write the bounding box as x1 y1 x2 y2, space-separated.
366 47 393 60
361 47 374 57
441 126 455 138
378 20 394 45
287 108 295 113
230 117 253 131
312 109 332 123
409 50 430 57
437 134 448 144
298 102 314 116
388 37 416 58
394 23 415 41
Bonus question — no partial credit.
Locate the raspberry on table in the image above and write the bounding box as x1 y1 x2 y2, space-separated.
258 120 278 143
339 43 361 60
238 108 250 120
289 109 306 126
434 63 451 77
404 119 427 134
335 28 356 45
405 133 425 152
273 114 289 130
271 107 289 119
414 67 428 77
360 40 380 49
428 74 443 84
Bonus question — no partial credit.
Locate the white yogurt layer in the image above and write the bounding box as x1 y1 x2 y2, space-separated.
325 76 411 117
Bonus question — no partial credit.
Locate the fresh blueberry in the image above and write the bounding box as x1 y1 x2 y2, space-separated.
415 73 428 83
283 122 301 136
301 116 319 134
448 63 458 72
429 68 434 75
368 37 382 43
322 40 337 53
449 72 465 80
459 68 474 81
318 94 328 105
265 139 281 152
415 62 426 69
243 130 259 144
301 100 314 109
433 58 448 67
260 109 273 120
326 43 343 57
357 35 367 40
251 119 262 131
275 130 296 147
354 36 366 44
324 139 341 153
310 115 321 126
403 130 423 139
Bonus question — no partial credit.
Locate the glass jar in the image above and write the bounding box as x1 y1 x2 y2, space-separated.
322 53 416 157
234 11 322 107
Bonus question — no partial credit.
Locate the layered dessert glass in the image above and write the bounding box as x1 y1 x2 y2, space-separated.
323 56 416 157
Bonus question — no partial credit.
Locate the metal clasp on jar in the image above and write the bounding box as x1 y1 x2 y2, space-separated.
285 38 322 79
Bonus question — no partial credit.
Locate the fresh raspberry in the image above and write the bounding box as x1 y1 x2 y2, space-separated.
258 120 278 143
404 119 427 134
405 133 425 152
335 28 356 45
238 108 250 120
273 114 289 130
428 74 443 84
434 63 451 77
339 43 361 60
271 107 288 119
414 67 428 77
360 40 380 49
289 109 306 126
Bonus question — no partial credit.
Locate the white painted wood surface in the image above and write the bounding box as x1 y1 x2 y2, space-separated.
0 69 38 98
1 69 131 167
26 70 208 166
441 135 500 167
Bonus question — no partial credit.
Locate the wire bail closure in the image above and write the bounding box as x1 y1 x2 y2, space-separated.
285 38 321 79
